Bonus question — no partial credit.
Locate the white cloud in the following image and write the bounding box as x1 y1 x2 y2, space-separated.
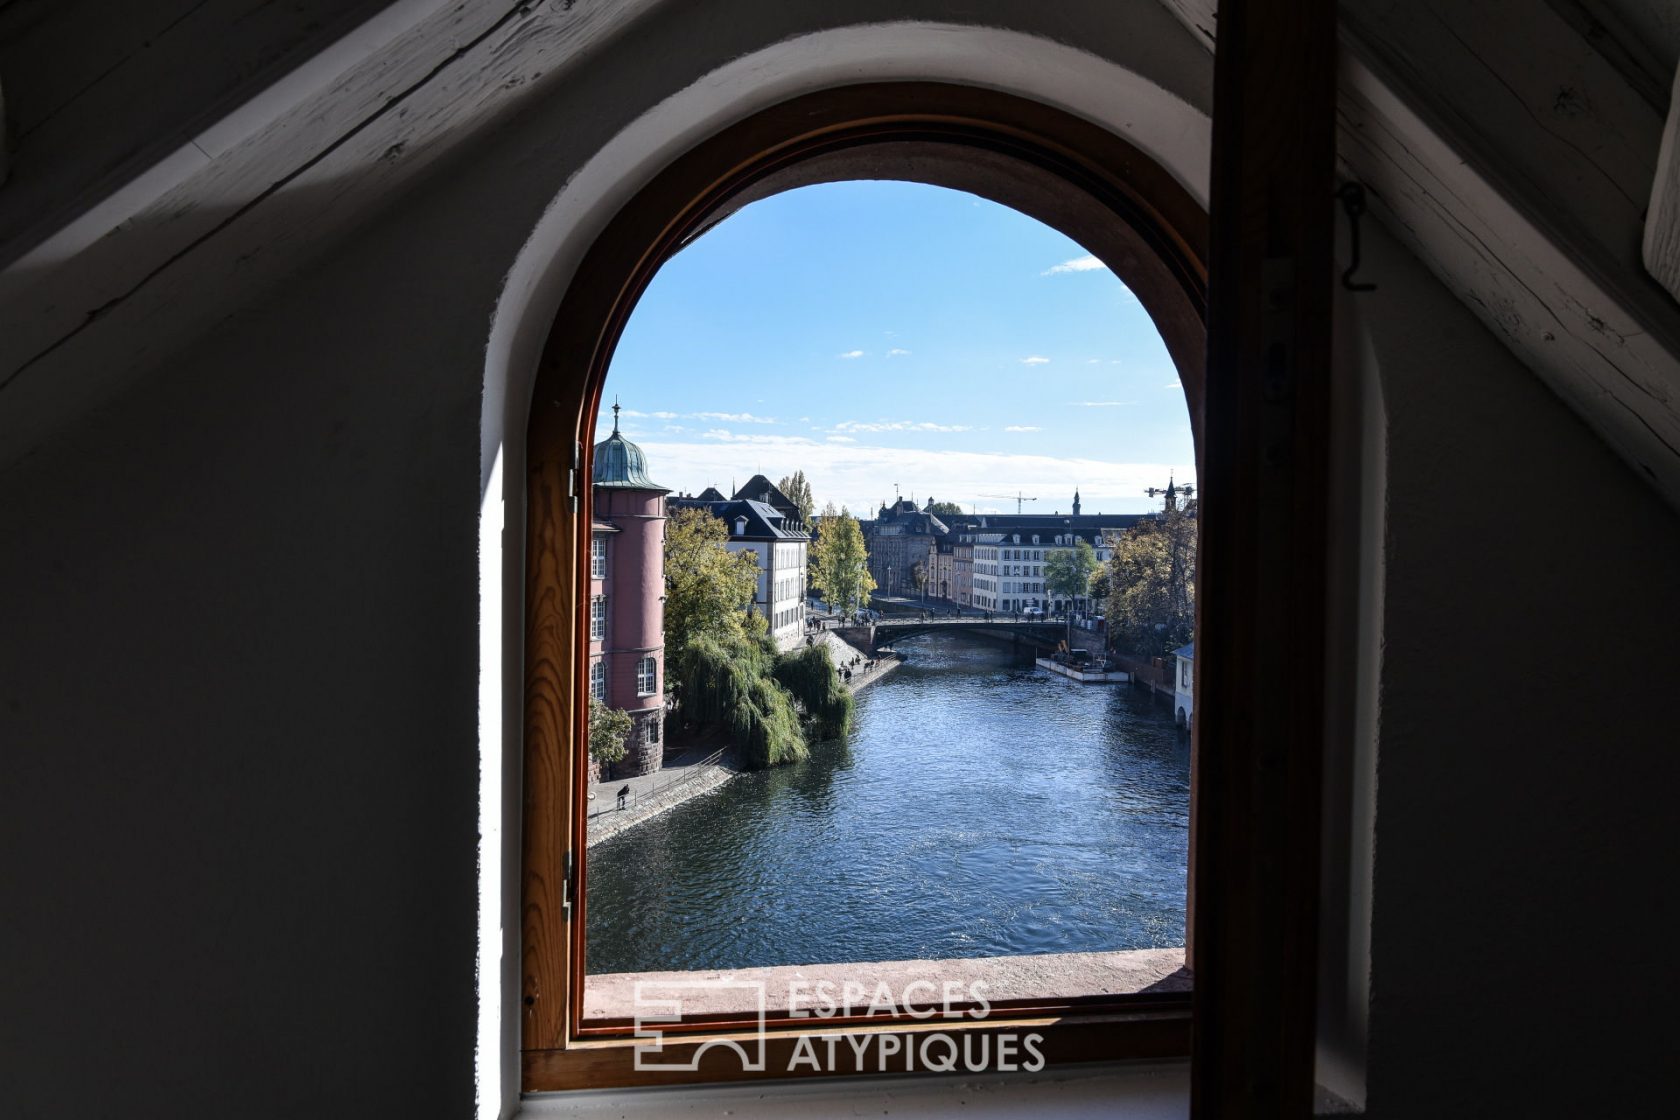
1163 381 1182 389
693 411 776 424
834 419 973 433
888 348 912 356
663 424 689 433
827 435 857 443
1087 358 1101 365
636 436 1192 517
702 429 822 446
1004 425 1042 432
1072 400 1137 408
1021 355 1051 365
1041 254 1108 276
838 349 865 359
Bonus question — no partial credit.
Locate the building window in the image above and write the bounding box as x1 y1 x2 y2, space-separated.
592 535 607 578
635 655 657 695
645 717 660 745
590 661 605 699
591 595 606 640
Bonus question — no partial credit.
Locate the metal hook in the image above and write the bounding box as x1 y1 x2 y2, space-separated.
1336 181 1377 292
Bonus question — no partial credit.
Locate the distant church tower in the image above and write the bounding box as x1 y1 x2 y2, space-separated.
1072 489 1082 516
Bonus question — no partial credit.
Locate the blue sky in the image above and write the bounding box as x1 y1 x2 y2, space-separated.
597 181 1194 516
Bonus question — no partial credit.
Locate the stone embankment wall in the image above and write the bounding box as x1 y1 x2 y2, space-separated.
587 755 740 846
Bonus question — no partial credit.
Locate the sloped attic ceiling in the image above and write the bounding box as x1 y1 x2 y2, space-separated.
3 0 1680 512
1165 0 1680 507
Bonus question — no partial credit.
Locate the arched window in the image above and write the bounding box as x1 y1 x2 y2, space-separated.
521 78 1334 1103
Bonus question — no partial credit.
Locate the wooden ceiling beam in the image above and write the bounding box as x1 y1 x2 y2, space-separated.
1159 0 1680 510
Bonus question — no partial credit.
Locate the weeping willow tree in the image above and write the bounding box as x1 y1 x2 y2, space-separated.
771 644 854 739
674 632 808 768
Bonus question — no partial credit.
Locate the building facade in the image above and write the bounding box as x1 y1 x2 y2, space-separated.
866 499 949 597
936 494 1148 613
1173 641 1194 728
589 408 668 779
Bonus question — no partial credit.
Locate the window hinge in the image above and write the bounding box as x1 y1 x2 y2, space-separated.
567 441 581 514
561 849 576 921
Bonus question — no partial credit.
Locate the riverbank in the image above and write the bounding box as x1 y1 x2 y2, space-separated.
588 750 741 846
588 632 892 846
810 628 902 692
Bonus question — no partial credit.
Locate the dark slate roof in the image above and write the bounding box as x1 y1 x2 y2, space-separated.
877 498 920 518
592 426 668 491
693 486 726 501
731 474 798 519
667 498 810 540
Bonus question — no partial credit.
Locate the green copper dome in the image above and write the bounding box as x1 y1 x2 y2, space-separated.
593 403 668 491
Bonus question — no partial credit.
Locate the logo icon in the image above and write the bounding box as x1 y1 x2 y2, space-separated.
632 978 768 1072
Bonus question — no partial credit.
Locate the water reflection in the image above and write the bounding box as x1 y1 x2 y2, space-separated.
586 631 1188 973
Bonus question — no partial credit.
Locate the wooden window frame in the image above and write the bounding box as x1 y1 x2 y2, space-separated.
523 24 1333 1107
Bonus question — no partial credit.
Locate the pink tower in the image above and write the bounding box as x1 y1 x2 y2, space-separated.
588 402 669 779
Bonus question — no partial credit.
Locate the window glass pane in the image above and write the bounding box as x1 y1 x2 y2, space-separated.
582 181 1196 1028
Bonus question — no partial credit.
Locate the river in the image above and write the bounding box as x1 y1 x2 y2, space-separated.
584 630 1189 974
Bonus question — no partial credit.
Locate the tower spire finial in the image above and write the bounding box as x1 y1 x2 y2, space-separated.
611 396 621 433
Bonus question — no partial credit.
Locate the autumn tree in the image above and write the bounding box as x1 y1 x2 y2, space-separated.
809 506 876 619
1106 503 1196 656
664 506 763 653
777 470 816 525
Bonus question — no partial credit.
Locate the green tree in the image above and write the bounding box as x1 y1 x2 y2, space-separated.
777 470 816 525
674 631 809 768
587 695 632 767
924 499 965 517
770 643 854 739
1106 504 1196 656
809 506 876 619
1045 538 1100 646
664 506 762 652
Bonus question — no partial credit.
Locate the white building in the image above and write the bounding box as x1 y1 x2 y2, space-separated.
1173 641 1194 728
969 527 1115 613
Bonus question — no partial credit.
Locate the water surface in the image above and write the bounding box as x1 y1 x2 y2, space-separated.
586 631 1189 973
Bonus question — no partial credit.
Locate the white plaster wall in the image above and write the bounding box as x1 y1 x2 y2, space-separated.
2 3 1678 1120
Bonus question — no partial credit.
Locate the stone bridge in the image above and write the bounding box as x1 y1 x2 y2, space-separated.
833 616 1067 655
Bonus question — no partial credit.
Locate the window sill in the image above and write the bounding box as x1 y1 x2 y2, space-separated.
582 948 1188 1024
517 1061 1191 1119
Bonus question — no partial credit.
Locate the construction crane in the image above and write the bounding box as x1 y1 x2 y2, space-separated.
1145 476 1195 511
980 491 1039 514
